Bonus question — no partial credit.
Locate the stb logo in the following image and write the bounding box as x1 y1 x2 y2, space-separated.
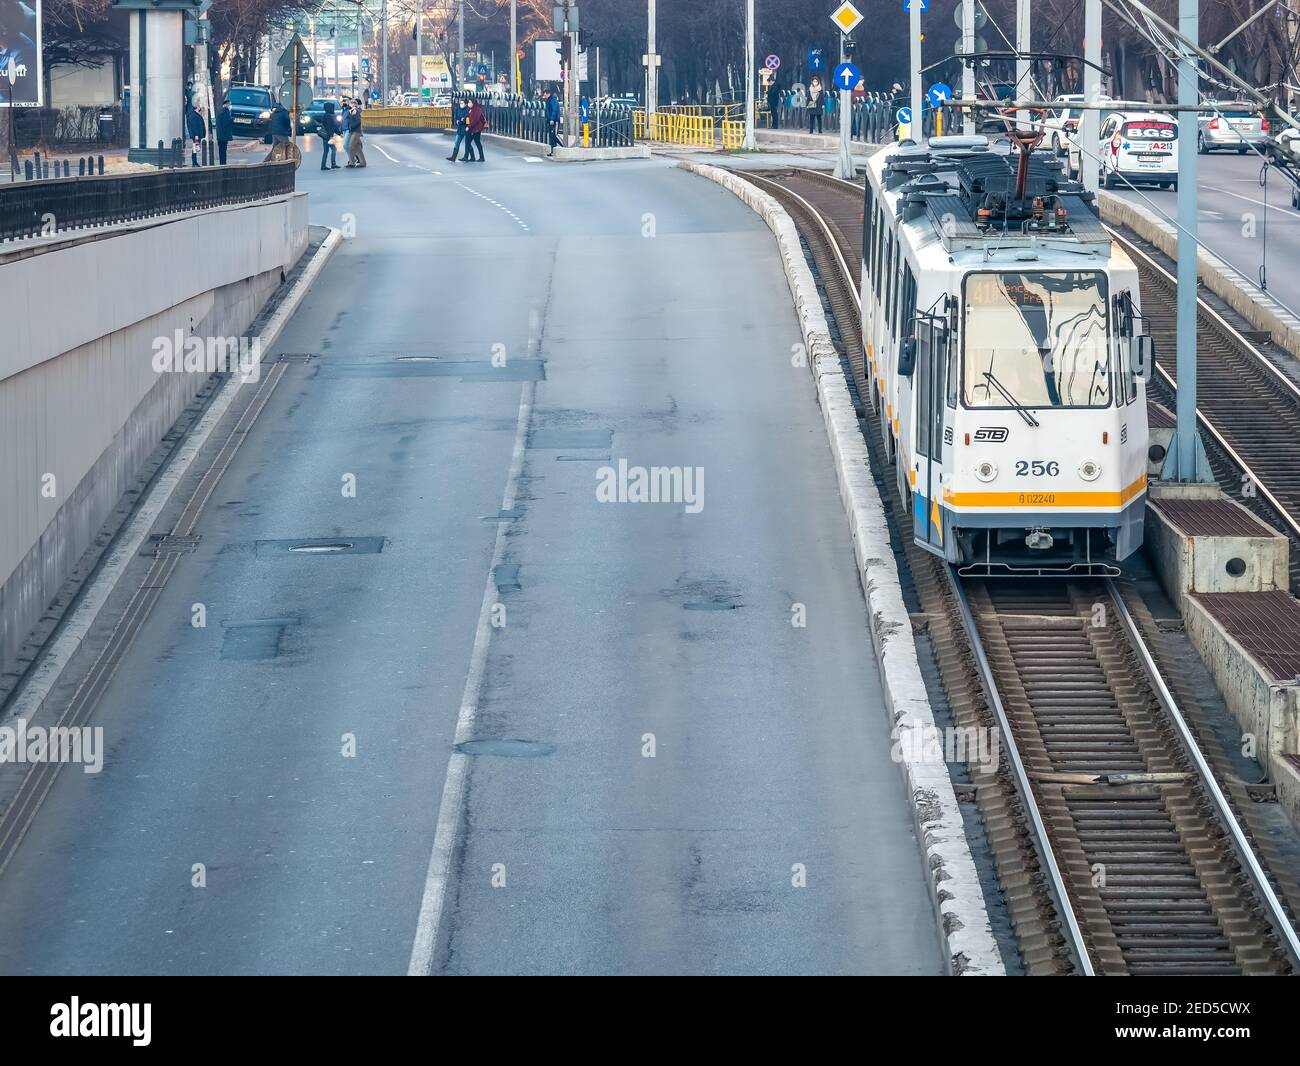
973 427 1009 442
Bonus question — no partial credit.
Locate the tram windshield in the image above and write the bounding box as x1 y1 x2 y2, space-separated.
962 271 1111 409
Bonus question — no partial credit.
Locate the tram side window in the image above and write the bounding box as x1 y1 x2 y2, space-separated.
896 262 915 345
946 308 959 408
1115 291 1137 405
917 321 931 457
863 184 875 274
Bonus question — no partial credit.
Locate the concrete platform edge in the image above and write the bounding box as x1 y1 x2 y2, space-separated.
678 160 1004 976
1 227 345 730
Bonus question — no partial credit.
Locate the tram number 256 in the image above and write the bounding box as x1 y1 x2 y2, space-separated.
1015 460 1060 477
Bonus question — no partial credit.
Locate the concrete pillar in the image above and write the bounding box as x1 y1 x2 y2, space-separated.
130 10 184 161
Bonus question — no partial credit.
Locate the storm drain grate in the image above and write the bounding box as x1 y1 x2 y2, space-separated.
142 533 202 556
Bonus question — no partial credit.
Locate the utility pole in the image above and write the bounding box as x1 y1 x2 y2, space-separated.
334 0 340 94
910 0 922 140
415 1 422 101
459 0 465 89
962 0 975 134
743 0 756 148
382 0 388 102
511 0 517 94
1163 0 1213 481
647 0 658 135
1015 0 1030 130
1082 0 1100 193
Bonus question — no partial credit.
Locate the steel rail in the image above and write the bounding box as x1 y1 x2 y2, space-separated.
1105 579 1300 969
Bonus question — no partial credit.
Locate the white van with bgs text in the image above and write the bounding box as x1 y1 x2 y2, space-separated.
1099 111 1179 190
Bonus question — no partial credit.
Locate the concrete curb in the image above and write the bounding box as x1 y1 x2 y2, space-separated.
679 160 1003 976
1098 190 1300 362
1 227 344 729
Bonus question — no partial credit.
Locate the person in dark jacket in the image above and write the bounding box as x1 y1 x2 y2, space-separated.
269 100 292 146
446 97 470 161
215 100 235 164
465 98 487 162
544 88 561 156
186 104 206 166
806 78 824 134
766 78 782 129
344 100 366 167
316 100 340 170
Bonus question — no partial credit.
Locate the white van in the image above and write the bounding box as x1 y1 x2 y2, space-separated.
1099 111 1179 190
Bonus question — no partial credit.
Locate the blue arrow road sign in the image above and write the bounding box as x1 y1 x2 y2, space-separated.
581 98 590 122
808 49 824 71
897 106 913 125
833 62 861 91
905 0 928 9
927 82 952 107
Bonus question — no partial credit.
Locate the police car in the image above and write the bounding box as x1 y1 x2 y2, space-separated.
1098 111 1179 190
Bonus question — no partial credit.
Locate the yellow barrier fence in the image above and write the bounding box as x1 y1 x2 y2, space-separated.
634 110 717 147
361 106 452 129
719 120 744 149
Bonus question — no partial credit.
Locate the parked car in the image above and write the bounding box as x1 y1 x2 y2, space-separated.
1043 93 1112 155
1098 111 1179 189
226 84 274 142
1197 101 1267 154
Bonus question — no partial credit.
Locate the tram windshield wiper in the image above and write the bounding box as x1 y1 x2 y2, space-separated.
983 372 1041 427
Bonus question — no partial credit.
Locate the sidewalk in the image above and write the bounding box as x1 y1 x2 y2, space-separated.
755 127 883 155
0 139 269 182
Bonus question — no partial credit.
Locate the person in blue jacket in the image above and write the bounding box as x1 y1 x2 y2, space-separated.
446 97 470 161
544 88 561 156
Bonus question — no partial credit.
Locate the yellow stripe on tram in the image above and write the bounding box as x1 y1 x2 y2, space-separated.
942 475 1148 509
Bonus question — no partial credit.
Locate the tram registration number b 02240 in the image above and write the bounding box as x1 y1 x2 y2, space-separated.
1018 492 1058 505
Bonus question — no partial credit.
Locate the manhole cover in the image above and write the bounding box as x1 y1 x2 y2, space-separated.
255 537 386 557
455 738 555 758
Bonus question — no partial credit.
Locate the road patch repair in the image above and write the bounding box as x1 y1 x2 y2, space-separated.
678 160 1004 976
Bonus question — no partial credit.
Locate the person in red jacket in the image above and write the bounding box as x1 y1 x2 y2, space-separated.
465 98 488 162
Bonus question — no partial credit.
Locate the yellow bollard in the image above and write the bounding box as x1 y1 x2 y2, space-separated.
583 122 590 148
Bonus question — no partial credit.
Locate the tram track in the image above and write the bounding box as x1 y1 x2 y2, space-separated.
733 164 1300 975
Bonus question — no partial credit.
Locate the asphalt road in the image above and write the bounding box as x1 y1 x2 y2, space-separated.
1112 149 1300 315
0 134 943 975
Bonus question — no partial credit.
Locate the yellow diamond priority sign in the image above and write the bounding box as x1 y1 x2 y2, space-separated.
830 1 864 34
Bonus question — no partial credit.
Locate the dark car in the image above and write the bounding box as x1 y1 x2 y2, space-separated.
226 85 274 142
306 97 341 136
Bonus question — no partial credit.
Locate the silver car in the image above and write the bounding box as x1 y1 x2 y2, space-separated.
1197 102 1267 154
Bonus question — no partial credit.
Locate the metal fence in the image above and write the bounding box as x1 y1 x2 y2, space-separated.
764 95 958 143
0 161 296 243
452 92 636 149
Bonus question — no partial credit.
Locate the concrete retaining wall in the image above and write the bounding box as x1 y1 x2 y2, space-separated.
0 193 309 688
1098 190 1300 362
679 160 1002 975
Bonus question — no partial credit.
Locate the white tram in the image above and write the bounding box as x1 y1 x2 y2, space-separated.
860 135 1154 574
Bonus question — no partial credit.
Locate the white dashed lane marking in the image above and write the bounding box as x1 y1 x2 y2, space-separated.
455 181 530 232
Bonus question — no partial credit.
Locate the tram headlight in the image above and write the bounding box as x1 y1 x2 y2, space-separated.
975 460 998 483
1078 458 1102 482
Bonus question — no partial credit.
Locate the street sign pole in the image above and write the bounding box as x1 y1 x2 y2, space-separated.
833 44 856 179
648 0 657 135
910 0 922 141
382 0 388 101
743 0 756 149
511 0 517 94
